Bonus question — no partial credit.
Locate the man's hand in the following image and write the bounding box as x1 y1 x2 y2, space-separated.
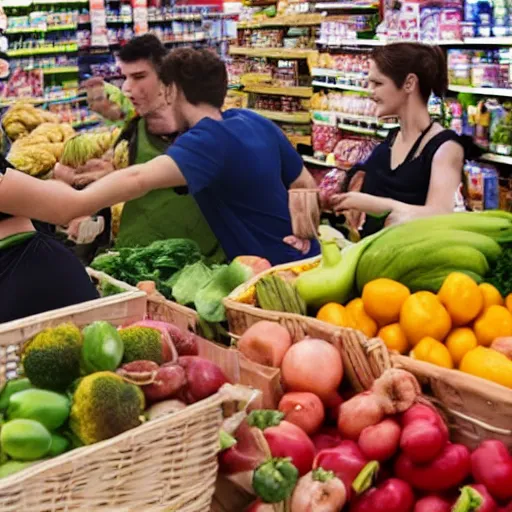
64 215 105 244
74 158 116 187
53 162 76 185
283 236 312 254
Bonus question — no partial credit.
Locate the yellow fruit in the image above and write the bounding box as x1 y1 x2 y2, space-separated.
317 303 355 328
362 278 410 327
473 305 512 347
479 283 504 309
505 293 512 314
346 298 378 338
400 291 452 346
445 328 478 366
460 346 512 388
438 272 484 326
378 323 409 354
411 336 454 369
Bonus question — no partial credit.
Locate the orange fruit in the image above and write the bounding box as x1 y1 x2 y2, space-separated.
460 346 512 388
400 291 452 346
410 336 454 369
378 323 409 354
317 303 355 328
505 293 512 313
445 328 478 367
438 272 483 326
362 278 411 327
346 298 378 338
479 283 504 309
473 305 512 347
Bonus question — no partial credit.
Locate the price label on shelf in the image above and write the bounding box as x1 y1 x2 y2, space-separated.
90 0 108 47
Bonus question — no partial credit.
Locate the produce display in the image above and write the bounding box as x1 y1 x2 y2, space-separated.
90 242 271 323
233 211 512 389
0 318 230 478
219 334 512 511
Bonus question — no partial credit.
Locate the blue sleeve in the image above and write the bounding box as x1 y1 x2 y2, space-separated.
273 124 304 188
166 124 225 195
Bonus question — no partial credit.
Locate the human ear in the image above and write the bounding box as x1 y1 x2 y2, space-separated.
404 73 418 93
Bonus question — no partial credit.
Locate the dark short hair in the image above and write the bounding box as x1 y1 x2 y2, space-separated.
118 34 168 72
371 42 448 102
160 48 228 109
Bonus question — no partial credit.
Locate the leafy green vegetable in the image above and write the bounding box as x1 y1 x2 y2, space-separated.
486 244 512 297
171 261 213 305
98 278 125 297
194 260 252 322
90 239 202 298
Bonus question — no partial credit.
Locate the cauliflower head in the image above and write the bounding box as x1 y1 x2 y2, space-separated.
119 327 163 365
22 323 82 391
70 372 145 445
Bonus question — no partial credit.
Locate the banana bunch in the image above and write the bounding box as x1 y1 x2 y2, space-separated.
113 139 129 170
256 274 307 315
2 102 59 140
7 122 76 177
356 211 512 293
60 128 120 168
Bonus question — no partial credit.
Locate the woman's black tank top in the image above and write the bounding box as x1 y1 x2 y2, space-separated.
0 154 13 222
360 124 463 236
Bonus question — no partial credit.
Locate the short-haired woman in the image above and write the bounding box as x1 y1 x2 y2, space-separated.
328 42 465 236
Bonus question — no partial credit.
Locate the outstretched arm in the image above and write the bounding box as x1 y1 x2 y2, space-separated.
0 155 184 225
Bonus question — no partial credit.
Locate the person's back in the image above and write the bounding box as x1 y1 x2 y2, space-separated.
168 108 319 265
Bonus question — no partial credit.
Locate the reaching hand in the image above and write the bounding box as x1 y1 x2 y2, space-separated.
283 236 312 255
74 158 115 187
53 162 76 185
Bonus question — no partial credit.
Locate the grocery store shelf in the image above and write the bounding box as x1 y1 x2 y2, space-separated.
4 25 77 34
316 38 385 46
480 153 512 165
7 44 78 57
312 80 370 93
315 2 379 10
72 118 102 129
302 155 335 167
250 109 311 123
311 68 345 78
238 14 325 28
464 37 512 45
243 84 313 98
288 135 312 147
448 85 512 97
5 0 88 4
229 47 317 59
42 66 79 75
338 123 387 137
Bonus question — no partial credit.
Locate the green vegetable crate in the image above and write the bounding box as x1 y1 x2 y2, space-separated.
224 257 512 451
0 274 257 512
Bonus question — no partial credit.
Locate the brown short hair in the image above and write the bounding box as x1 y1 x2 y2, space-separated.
160 48 228 109
371 43 448 102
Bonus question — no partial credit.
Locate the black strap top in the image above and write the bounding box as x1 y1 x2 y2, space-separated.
0 154 13 222
360 125 463 236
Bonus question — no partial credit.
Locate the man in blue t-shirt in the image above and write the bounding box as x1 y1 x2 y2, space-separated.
0 48 320 265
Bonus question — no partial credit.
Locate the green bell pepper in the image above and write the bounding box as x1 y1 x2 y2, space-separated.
81 321 124 373
1 419 52 461
7 389 70 431
0 378 33 411
252 457 299 503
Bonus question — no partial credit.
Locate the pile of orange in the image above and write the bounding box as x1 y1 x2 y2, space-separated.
316 274 512 389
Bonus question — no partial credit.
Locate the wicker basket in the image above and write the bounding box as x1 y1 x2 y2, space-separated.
224 260 391 409
224 258 512 450
0 294 256 511
392 355 512 450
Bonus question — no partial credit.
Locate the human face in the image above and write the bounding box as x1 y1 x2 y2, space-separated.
119 59 165 117
368 60 407 118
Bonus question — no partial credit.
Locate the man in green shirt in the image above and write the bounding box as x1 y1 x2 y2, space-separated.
58 35 224 263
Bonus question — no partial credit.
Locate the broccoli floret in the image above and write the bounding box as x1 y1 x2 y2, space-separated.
118 327 163 365
70 372 144 445
22 323 82 391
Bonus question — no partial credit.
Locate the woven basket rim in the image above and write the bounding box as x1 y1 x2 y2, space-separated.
0 388 226 489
